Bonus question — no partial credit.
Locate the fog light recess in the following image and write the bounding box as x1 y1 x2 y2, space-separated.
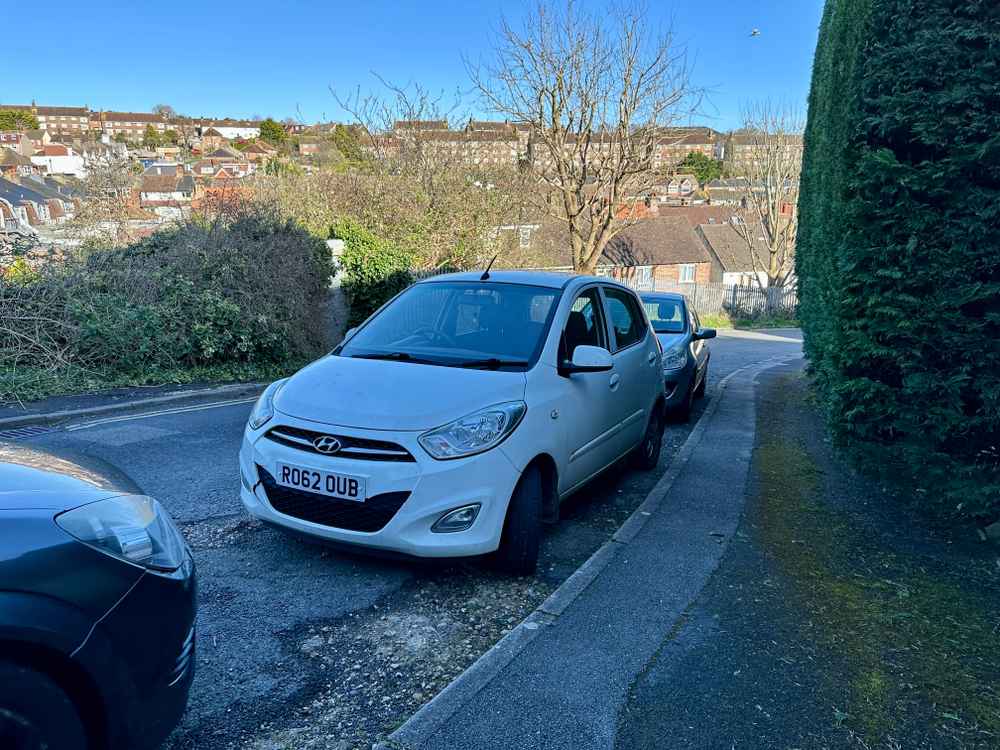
432 504 481 533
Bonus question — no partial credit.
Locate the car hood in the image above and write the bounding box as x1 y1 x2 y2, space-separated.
274 355 528 431
0 442 142 510
655 331 689 351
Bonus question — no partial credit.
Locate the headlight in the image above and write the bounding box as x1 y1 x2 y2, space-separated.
248 378 288 431
419 402 527 460
661 344 688 371
56 495 188 572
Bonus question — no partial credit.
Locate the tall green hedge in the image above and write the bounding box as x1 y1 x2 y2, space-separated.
799 0 1000 521
332 218 414 326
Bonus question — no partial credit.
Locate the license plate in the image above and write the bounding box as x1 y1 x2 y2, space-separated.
275 463 366 502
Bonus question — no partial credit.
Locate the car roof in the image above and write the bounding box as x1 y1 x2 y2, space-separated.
640 291 687 302
418 270 637 292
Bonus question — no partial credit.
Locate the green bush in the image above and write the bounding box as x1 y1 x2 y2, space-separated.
798 0 1000 521
0 208 334 400
332 218 414 326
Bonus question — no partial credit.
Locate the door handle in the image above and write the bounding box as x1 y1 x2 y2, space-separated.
609 374 621 390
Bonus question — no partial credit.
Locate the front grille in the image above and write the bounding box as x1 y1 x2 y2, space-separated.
258 466 409 532
265 425 415 462
168 626 195 686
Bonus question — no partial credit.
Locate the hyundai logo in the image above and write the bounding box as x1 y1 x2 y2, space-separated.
312 435 341 455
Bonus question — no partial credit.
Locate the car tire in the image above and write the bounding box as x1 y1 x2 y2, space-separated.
667 383 694 423
0 662 88 750
694 366 707 398
632 408 663 470
494 465 542 576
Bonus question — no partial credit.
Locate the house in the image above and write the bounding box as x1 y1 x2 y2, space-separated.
22 129 50 153
138 172 196 217
0 177 55 224
31 144 86 177
601 215 719 286
704 178 748 206
0 148 38 178
648 173 700 207
0 196 34 233
199 127 228 152
203 120 260 140
242 140 275 162
296 136 321 157
16 176 76 220
155 145 181 162
0 132 33 157
696 220 771 286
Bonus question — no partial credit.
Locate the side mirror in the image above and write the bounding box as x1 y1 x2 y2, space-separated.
694 328 717 341
560 345 614 376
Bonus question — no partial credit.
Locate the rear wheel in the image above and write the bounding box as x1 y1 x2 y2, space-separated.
632 408 663 470
494 465 543 576
0 662 88 750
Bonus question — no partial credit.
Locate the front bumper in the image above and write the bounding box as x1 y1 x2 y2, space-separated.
239 416 522 558
663 361 696 408
73 555 196 750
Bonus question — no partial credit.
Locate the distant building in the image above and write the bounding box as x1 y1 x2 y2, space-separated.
723 132 804 176
652 127 723 170
97 111 169 141
0 103 92 139
30 144 86 177
0 148 38 178
202 120 260 140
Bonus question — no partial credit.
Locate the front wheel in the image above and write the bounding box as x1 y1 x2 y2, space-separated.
632 408 663 471
494 465 542 576
0 662 88 750
694 365 708 398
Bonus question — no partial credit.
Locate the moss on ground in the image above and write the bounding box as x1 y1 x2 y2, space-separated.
754 381 1000 748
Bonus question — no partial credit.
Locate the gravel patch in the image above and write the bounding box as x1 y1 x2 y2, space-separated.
244 571 554 750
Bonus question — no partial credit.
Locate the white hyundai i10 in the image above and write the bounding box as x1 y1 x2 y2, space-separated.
239 271 665 574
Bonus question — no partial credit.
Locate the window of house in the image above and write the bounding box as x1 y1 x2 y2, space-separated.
518 226 532 249
636 265 653 289
678 264 697 283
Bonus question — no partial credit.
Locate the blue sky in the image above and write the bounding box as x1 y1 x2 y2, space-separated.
2 0 825 130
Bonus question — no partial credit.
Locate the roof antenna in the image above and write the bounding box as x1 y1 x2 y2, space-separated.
480 254 498 281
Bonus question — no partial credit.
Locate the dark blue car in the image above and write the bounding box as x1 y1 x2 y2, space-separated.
640 293 716 421
0 443 196 750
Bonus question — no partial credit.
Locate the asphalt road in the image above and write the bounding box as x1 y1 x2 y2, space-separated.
15 328 802 749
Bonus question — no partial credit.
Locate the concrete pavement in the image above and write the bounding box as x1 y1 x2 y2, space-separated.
387 353 802 750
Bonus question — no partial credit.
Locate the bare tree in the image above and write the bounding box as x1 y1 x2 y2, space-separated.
728 102 803 289
69 156 140 248
152 103 176 119
468 0 697 272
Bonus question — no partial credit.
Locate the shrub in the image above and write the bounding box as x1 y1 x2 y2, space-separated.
798 0 1000 521
332 218 414 326
0 208 334 400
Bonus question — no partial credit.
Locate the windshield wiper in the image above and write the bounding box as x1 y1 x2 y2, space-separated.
453 357 530 370
349 351 438 365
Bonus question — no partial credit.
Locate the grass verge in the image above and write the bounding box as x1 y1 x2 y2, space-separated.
699 313 799 330
755 375 1000 748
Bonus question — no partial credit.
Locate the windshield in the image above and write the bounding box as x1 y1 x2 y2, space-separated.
642 297 687 334
339 281 561 369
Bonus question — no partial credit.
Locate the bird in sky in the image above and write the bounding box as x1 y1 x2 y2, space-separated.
750 28 761 37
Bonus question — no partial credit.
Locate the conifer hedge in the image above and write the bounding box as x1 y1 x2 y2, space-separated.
798 0 1000 521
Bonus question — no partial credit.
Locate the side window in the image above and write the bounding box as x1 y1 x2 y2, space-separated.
560 288 608 361
603 287 646 351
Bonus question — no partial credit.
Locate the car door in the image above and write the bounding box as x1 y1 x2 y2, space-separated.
555 286 623 493
688 307 707 385
601 285 660 456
